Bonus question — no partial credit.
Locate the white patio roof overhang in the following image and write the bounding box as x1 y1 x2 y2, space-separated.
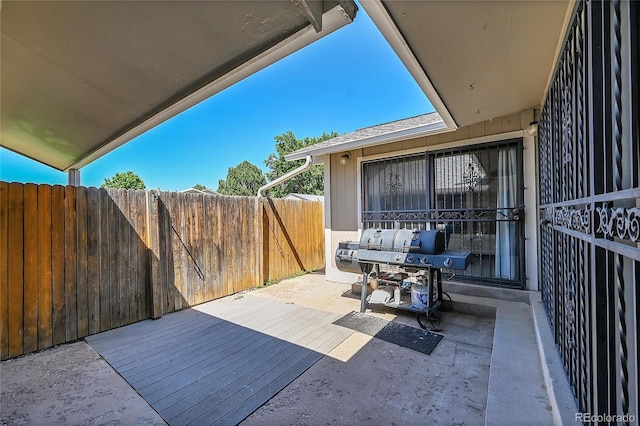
287 0 573 162
1 1 358 172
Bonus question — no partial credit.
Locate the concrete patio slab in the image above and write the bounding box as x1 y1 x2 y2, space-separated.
241 273 495 425
0 341 166 425
1 270 568 426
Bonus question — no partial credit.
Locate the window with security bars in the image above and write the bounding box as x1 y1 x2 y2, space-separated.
362 153 428 230
361 140 524 287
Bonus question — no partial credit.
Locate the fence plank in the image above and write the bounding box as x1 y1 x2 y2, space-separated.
211 195 222 300
23 184 38 354
164 193 176 313
235 198 245 293
107 190 119 326
37 185 53 350
224 198 234 296
182 193 191 306
135 190 149 321
202 195 213 302
0 182 9 359
266 199 278 282
86 187 100 335
166 193 176 309
254 198 264 287
262 199 270 283
99 188 111 331
51 185 65 345
242 197 256 290
194 194 204 304
128 190 140 322
136 190 146 319
7 183 24 358
161 193 174 310
64 186 77 341
260 200 269 285
182 194 191 306
157 192 170 313
118 189 130 326
181 193 189 307
76 186 88 338
165 192 181 312
233 198 242 293
125 190 136 322
148 191 162 319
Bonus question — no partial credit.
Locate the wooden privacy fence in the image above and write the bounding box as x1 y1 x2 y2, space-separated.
0 182 324 360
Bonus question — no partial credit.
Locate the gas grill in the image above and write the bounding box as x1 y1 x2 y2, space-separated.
335 228 473 329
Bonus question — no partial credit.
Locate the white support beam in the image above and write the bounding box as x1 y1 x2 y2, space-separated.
68 169 81 186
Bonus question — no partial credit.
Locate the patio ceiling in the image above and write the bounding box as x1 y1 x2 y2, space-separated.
361 0 572 128
1 0 357 171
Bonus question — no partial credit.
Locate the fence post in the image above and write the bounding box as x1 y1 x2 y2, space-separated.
146 190 163 319
255 197 264 287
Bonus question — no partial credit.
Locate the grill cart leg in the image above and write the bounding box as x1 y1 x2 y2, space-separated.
360 271 368 313
358 262 373 313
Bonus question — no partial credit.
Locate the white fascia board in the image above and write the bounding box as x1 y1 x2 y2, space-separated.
285 120 449 161
66 4 355 171
359 0 458 130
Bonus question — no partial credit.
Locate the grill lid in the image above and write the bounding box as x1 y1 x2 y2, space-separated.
359 229 445 255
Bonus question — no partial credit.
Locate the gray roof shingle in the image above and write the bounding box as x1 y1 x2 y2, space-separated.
286 111 445 160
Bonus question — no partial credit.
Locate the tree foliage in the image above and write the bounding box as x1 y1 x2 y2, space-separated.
263 131 338 198
101 171 146 190
193 184 208 191
216 160 266 196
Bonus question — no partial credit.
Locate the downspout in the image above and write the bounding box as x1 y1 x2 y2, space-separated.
257 155 313 197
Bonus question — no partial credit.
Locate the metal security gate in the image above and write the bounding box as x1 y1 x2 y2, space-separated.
361 141 525 288
539 0 640 419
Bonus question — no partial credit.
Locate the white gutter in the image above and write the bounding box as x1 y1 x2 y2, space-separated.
257 155 313 197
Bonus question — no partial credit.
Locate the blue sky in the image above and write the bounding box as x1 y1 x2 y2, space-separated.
0 4 433 191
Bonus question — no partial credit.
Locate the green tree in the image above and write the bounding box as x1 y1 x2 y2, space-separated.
101 171 146 190
193 184 208 190
263 131 338 198
217 161 266 196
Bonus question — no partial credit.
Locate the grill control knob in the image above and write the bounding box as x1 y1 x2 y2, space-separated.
444 257 453 267
406 255 415 263
394 254 402 262
420 257 429 265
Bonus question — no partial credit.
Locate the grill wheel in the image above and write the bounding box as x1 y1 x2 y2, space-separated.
416 308 440 331
416 292 451 331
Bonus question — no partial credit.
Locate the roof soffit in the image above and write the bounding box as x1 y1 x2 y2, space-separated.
371 0 571 127
1 1 357 171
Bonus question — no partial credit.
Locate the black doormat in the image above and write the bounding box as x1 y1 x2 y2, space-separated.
333 311 443 355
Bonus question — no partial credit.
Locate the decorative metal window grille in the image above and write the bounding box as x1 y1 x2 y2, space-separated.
539 0 640 417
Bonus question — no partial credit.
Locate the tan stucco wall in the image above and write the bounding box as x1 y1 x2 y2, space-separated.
324 109 539 289
328 150 359 232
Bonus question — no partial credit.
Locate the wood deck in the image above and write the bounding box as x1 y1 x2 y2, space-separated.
86 294 353 425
